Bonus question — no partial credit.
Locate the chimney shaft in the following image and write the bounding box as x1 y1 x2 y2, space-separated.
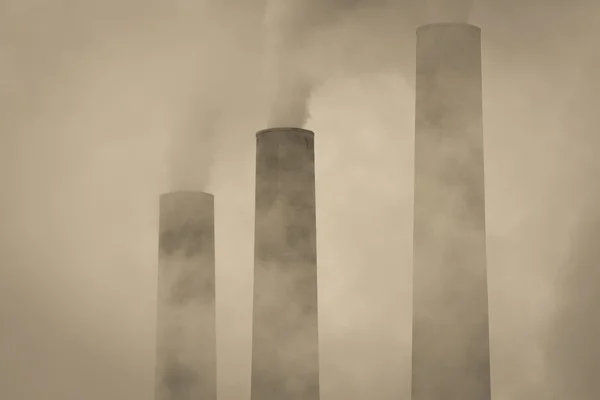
155 191 216 400
412 23 491 400
251 127 320 400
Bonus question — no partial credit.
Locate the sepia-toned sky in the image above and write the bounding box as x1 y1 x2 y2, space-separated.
1 0 599 399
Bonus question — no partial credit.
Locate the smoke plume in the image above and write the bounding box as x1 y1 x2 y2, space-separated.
262 0 378 128
263 0 314 127
418 0 476 23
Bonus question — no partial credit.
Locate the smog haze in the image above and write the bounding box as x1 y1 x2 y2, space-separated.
1 0 599 399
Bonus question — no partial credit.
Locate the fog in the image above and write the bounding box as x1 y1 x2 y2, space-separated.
1 0 599 399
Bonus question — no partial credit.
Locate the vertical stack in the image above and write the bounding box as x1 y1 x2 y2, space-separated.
251 128 320 400
155 191 217 400
411 23 491 400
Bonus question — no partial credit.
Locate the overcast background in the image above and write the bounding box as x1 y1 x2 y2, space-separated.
1 0 599 399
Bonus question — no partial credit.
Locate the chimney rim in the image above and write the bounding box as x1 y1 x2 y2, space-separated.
256 127 315 139
159 190 214 201
417 22 480 34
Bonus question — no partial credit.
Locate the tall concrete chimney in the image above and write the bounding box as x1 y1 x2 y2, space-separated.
155 191 216 400
251 127 320 400
411 23 491 400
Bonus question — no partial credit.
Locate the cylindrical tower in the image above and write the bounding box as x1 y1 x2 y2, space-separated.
155 191 216 400
412 23 491 400
251 127 320 400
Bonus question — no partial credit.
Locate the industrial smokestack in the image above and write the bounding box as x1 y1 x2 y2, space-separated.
411 23 490 400
251 128 320 400
155 191 216 400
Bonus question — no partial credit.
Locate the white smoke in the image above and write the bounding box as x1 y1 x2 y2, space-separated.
263 0 314 128
419 0 476 23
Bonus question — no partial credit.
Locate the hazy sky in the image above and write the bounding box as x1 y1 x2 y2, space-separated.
1 0 599 399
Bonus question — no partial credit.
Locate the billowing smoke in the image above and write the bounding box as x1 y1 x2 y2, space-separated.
263 0 314 128
262 0 382 128
418 0 476 23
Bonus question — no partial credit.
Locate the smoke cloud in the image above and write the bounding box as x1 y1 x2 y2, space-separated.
418 0 476 23
263 0 314 127
262 0 366 128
